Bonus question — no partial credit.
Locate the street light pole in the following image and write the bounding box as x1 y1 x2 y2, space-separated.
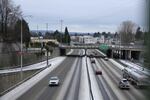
60 20 63 43
119 33 121 59
20 15 32 80
46 23 48 32
20 17 23 80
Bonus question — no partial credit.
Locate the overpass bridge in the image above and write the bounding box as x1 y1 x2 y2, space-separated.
59 44 144 51
59 44 144 60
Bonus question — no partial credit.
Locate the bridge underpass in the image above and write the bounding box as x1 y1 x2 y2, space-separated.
111 48 143 60
59 45 144 60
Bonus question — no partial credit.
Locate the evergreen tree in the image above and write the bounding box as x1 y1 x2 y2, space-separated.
135 27 143 40
53 30 62 42
64 27 70 44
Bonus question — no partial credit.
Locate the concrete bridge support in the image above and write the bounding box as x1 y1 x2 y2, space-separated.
111 49 114 58
128 50 131 60
131 51 140 60
59 48 66 56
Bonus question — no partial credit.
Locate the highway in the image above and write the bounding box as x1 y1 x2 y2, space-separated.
17 49 83 100
88 49 148 100
2 49 148 100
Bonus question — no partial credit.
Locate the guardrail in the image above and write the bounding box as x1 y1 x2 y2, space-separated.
59 45 144 51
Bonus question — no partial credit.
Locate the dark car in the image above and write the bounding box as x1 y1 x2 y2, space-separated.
89 54 94 58
95 70 102 75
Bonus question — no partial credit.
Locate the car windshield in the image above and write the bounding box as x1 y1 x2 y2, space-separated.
122 79 128 83
50 77 58 80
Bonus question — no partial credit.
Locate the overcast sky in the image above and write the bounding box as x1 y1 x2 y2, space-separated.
14 0 146 33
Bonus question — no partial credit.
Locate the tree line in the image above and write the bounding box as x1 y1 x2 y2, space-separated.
93 21 147 45
0 0 30 44
31 27 71 44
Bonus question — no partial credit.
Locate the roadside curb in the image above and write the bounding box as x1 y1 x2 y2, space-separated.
0 65 50 96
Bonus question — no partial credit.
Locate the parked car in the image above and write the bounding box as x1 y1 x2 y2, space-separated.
119 79 130 89
49 76 60 86
95 70 102 75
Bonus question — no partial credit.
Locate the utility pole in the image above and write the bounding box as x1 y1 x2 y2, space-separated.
60 20 63 33
119 33 121 59
46 23 48 32
20 17 23 80
60 20 63 43
37 25 38 35
19 15 32 80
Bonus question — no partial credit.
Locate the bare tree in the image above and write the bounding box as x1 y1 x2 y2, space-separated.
7 3 22 29
118 21 137 45
0 0 22 41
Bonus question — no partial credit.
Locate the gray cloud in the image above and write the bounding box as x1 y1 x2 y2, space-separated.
14 0 145 32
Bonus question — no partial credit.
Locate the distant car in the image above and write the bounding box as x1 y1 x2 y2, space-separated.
91 59 95 63
104 57 108 61
49 76 59 86
94 52 97 55
90 54 94 58
95 70 102 75
119 79 130 89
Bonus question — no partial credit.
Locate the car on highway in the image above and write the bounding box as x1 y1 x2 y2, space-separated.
91 59 95 63
49 76 60 86
89 54 94 58
104 57 108 61
119 78 130 89
95 70 102 75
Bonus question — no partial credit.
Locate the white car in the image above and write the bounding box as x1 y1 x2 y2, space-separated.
91 59 95 63
104 57 108 61
49 76 60 86
119 79 130 89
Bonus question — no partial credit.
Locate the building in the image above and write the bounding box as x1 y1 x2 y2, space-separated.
30 37 59 47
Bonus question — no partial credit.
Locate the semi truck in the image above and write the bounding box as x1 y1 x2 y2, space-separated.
122 67 150 87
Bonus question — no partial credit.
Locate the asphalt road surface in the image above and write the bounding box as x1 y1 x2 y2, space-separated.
16 49 149 100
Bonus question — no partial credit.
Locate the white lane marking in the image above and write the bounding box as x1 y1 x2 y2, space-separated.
107 59 146 99
0 57 66 100
34 86 47 100
66 58 81 100
78 57 91 100
96 49 106 56
109 59 124 70
101 59 121 79
87 57 104 100
94 58 116 100
56 58 78 100
95 58 127 100
66 49 73 55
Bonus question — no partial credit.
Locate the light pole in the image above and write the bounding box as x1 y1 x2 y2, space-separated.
20 17 23 79
20 15 32 80
60 20 63 43
46 23 48 32
119 33 121 59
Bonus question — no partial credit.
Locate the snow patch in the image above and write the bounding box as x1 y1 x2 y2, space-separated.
96 49 106 56
66 49 73 55
56 58 78 100
120 60 150 76
0 57 66 100
78 57 91 100
87 57 104 100
109 59 124 70
0 57 64 74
